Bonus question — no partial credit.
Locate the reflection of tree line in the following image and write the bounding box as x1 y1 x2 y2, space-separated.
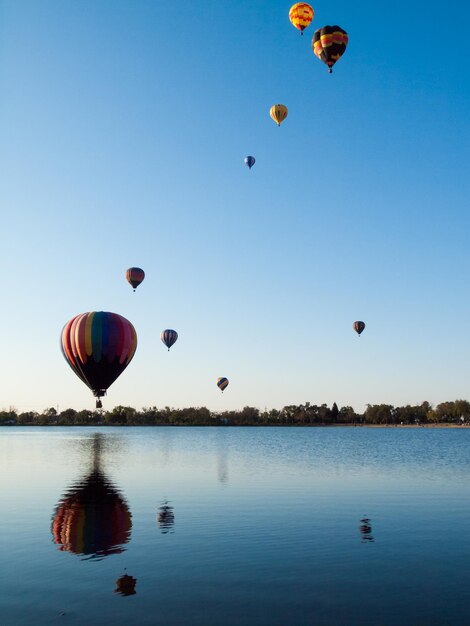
5 400 470 426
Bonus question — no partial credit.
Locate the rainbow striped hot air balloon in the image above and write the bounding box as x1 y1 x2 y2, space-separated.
217 377 229 392
161 329 178 351
125 267 145 292
61 311 137 407
289 3 314 35
312 25 348 73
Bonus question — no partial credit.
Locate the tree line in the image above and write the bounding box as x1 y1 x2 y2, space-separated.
1 400 470 426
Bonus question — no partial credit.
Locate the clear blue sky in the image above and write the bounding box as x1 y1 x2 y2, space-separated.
0 0 469 413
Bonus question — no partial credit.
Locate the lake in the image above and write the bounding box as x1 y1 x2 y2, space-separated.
1 426 470 625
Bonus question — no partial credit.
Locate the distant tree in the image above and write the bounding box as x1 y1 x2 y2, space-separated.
364 404 395 424
106 406 136 425
0 410 18 425
338 406 358 423
58 408 77 425
17 411 39 425
331 403 339 422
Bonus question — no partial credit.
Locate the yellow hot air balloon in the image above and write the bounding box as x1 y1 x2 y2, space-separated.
270 104 288 127
289 3 314 35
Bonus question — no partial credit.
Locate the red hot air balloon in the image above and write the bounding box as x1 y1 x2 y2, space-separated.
61 312 137 407
125 267 145 292
353 321 366 336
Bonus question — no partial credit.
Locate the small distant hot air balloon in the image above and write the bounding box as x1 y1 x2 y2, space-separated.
217 377 229 392
61 312 137 408
161 329 178 351
353 321 366 336
125 267 145 292
270 104 288 127
289 3 314 35
244 156 256 170
312 26 348 73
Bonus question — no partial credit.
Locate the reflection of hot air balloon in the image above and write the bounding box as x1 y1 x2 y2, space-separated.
52 472 132 559
217 377 229 392
157 500 175 534
115 572 137 596
289 3 314 34
61 312 137 408
360 517 374 543
312 26 348 73
161 329 178 351
270 104 288 127
244 156 256 170
353 321 366 336
125 267 145 292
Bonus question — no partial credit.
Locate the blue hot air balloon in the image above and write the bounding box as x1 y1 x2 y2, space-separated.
244 156 255 170
161 329 178 351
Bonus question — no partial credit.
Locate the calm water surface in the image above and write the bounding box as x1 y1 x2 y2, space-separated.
1 427 470 625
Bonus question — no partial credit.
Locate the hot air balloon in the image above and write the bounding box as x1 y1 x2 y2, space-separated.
270 104 288 127
217 377 229 392
61 312 137 408
312 26 348 73
161 329 178 351
125 267 145 292
289 3 314 34
244 156 256 170
353 321 366 336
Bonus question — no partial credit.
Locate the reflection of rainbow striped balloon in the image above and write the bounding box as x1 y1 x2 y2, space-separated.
52 471 132 559
289 3 314 34
61 312 137 403
217 377 229 392
125 267 145 291
161 329 178 351
312 25 348 73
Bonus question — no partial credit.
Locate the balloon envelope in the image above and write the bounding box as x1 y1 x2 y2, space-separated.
312 25 348 73
161 329 178 350
244 156 256 169
269 104 288 126
353 321 366 336
217 377 229 392
125 267 145 291
61 312 137 405
289 3 314 33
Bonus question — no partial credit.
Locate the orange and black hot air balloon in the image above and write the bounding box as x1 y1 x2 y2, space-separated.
125 267 145 291
353 321 366 336
312 25 348 73
289 3 314 35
